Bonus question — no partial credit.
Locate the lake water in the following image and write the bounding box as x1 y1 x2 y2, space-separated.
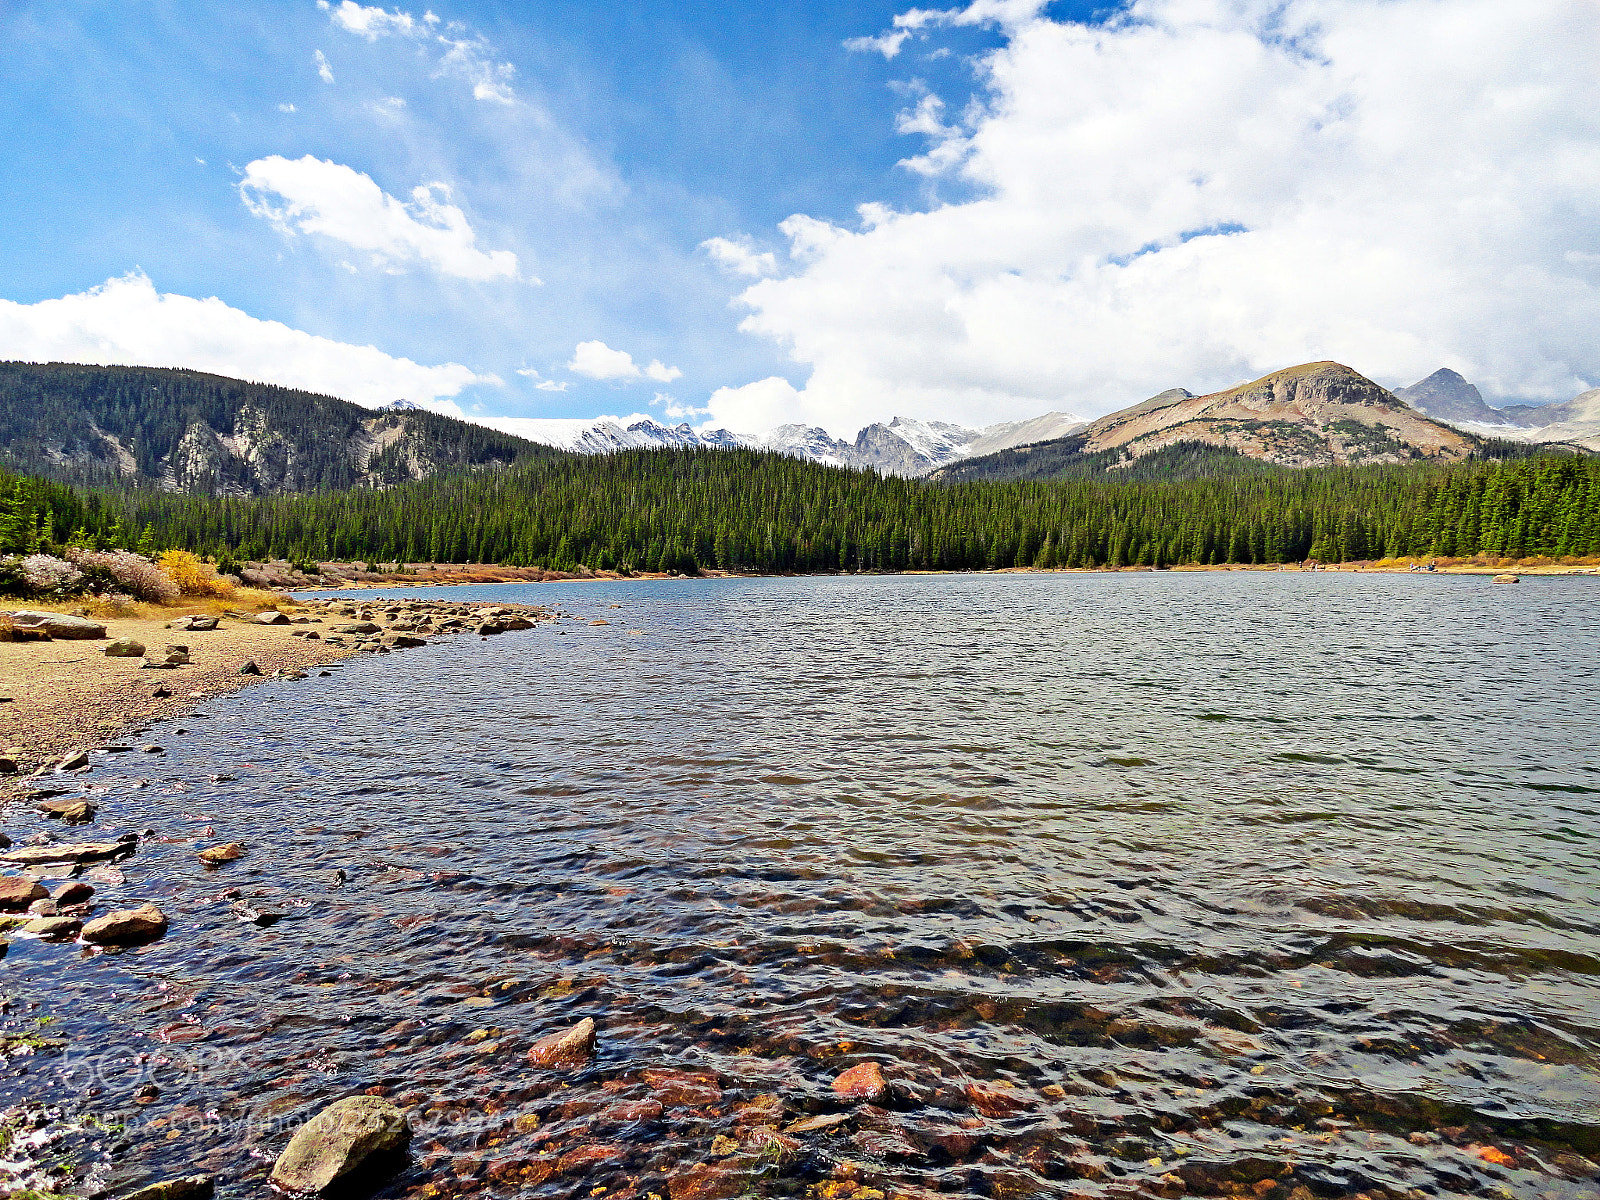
6 572 1600 1200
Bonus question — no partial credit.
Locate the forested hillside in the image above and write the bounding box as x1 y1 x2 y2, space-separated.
0 362 545 494
96 447 1599 572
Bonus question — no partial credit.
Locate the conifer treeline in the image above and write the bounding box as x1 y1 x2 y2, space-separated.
71 446 1596 572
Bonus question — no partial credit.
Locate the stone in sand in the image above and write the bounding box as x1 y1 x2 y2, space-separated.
9 610 106 639
269 1095 410 1195
240 660 262 675
197 842 247 865
253 611 292 625
526 1017 596 1068
105 638 145 658
81 902 168 945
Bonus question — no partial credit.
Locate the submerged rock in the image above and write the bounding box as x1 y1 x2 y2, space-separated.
81 903 168 945
1493 573 1520 584
197 842 247 865
269 1095 410 1195
122 1174 215 1200
526 1017 596 1069
831 1062 888 1103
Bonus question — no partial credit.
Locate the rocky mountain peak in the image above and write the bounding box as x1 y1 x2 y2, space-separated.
1393 368 1505 426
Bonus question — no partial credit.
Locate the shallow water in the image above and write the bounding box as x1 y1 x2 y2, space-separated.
6 572 1600 1200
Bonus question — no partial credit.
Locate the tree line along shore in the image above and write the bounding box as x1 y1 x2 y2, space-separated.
3 445 1598 585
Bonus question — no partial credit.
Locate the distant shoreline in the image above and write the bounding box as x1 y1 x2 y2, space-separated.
285 555 1600 590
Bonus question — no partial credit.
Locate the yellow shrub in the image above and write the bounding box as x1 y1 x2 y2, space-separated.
157 549 236 598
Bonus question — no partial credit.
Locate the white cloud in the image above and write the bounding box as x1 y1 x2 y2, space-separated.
567 340 681 383
742 0 1600 434
315 49 335 82
534 379 569 392
324 1 418 40
277 103 297 113
323 0 515 103
701 236 778 278
239 155 520 281
438 34 515 104
515 366 541 377
0 272 494 411
704 377 804 433
660 394 712 420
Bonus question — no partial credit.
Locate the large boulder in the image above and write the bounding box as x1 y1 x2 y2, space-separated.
170 615 220 632
526 1017 596 1069
81 902 167 945
333 622 381 634
270 1095 411 1194
105 638 146 658
253 611 292 625
8 611 106 639
0 877 48 911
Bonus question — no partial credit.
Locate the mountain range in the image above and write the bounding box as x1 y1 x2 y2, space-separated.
1392 367 1600 449
935 361 1550 483
482 410 1088 477
1 358 1592 498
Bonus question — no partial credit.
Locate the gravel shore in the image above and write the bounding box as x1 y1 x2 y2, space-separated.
0 595 552 783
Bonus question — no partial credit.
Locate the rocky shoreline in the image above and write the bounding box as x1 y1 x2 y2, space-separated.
1 592 561 1197
0 596 556 785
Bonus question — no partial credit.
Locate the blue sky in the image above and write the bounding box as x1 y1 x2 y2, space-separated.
2 0 1597 436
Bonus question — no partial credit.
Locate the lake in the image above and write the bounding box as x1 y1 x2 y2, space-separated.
6 571 1599 1200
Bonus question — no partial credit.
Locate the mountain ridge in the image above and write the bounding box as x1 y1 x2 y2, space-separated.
0 361 546 496
935 362 1486 483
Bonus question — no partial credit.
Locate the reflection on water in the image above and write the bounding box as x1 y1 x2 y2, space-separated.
5 572 1599 1200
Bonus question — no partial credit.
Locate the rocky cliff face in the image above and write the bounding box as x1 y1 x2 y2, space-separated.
1073 361 1477 466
